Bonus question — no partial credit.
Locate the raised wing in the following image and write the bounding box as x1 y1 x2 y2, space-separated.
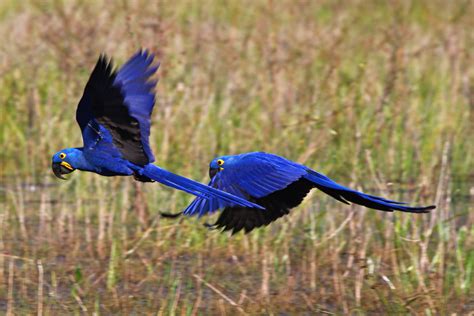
76 50 159 166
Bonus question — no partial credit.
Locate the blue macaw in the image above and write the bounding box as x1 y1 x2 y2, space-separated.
162 152 435 234
51 50 261 209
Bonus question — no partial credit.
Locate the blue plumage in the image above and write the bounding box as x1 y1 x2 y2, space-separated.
51 50 262 210
172 152 435 234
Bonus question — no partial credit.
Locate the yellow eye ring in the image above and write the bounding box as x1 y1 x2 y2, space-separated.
217 159 224 166
59 153 66 159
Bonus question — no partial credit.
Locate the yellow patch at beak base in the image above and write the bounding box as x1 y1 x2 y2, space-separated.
60 161 74 171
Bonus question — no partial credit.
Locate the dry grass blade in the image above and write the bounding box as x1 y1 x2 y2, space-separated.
193 274 248 315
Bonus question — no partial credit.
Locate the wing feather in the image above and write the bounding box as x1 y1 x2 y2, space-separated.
76 50 159 166
183 153 306 216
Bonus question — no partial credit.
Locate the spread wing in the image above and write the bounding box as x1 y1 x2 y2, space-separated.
76 50 159 166
183 153 306 217
209 178 314 234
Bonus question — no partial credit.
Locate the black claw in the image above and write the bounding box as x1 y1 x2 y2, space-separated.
133 172 155 182
203 222 218 230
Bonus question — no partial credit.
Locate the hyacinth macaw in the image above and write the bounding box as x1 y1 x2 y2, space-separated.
50 50 261 210
162 152 435 234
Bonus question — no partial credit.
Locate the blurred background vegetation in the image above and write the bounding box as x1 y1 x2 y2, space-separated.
0 0 473 314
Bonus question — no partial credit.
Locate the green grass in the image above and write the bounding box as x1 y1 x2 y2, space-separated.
0 0 473 314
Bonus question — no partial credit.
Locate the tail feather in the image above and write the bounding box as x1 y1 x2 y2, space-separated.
305 170 435 213
141 164 263 209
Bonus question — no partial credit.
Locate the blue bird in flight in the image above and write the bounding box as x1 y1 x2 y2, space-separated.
51 50 261 209
163 152 435 234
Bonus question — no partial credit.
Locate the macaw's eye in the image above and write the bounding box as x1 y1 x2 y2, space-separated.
59 153 66 159
217 159 224 166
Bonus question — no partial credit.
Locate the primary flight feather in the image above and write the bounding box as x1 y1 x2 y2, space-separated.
51 50 262 209
162 152 435 234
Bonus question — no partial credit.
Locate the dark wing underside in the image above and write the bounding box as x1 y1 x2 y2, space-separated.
76 51 158 166
209 178 314 234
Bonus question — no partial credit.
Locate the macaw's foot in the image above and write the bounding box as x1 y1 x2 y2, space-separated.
133 172 155 182
203 222 218 230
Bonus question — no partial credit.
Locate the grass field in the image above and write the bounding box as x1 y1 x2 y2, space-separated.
0 0 473 314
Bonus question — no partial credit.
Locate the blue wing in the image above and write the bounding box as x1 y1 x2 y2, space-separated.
182 152 435 219
76 50 159 166
183 153 306 216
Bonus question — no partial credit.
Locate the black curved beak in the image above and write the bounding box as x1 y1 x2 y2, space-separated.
209 168 218 179
52 162 74 180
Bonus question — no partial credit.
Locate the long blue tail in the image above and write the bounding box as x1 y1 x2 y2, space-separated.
304 170 435 213
141 164 263 209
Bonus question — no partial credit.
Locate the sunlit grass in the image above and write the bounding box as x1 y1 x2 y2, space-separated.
0 0 473 314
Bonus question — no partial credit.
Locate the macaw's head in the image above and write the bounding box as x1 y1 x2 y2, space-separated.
209 156 230 179
51 148 82 180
